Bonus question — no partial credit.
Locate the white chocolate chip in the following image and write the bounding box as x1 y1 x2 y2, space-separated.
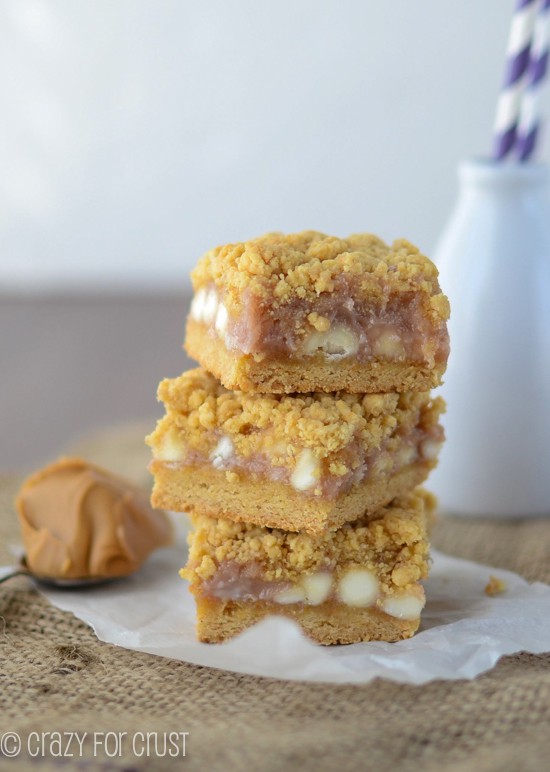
290 449 319 491
275 585 306 604
381 590 425 620
210 436 234 469
302 324 359 360
350 464 367 486
215 303 229 336
191 287 220 327
337 568 379 607
420 439 442 461
373 329 405 359
155 428 185 462
190 288 208 322
203 288 219 323
373 452 394 475
396 445 417 467
301 573 333 605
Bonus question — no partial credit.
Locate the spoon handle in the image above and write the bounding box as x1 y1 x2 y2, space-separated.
0 569 30 585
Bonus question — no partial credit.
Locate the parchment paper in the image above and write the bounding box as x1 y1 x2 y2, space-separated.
3 520 550 684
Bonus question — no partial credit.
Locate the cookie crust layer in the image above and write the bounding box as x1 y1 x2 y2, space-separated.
192 597 420 644
150 461 432 534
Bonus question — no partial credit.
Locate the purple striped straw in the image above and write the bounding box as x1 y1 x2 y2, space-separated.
492 0 538 160
516 0 550 160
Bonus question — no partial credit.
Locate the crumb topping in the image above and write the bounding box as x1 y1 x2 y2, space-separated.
190 231 449 322
484 575 506 596
147 368 442 465
182 490 432 592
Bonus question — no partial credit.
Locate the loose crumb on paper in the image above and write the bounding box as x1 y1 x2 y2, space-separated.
485 575 506 596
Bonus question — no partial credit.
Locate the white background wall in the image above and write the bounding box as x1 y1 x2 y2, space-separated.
1 0 548 291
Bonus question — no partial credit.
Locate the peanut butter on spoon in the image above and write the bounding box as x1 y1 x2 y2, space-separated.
15 457 173 581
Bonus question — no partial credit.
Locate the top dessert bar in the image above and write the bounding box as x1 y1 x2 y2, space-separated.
185 230 450 394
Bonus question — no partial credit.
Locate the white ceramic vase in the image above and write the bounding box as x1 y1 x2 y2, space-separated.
430 159 550 517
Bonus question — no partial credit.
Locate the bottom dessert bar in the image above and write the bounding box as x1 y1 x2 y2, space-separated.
181 488 434 645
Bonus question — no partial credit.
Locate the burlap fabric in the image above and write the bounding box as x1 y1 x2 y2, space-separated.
1 426 550 771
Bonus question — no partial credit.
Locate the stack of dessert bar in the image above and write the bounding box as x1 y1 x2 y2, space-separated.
147 231 449 644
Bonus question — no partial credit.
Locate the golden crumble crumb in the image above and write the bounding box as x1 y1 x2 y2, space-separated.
307 312 331 332
193 555 217 580
391 564 421 587
328 461 349 477
485 575 506 596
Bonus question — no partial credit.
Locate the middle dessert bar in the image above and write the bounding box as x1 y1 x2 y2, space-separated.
147 368 444 534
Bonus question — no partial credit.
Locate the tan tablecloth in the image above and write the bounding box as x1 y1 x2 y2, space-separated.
1 426 550 771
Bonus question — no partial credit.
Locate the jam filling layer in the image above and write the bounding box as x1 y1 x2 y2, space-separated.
190 283 449 366
154 421 443 500
195 560 425 621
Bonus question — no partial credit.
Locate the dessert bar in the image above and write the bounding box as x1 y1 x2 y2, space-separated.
181 489 433 644
185 231 450 394
147 368 444 534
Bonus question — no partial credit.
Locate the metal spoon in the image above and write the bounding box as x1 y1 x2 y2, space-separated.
0 557 117 589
